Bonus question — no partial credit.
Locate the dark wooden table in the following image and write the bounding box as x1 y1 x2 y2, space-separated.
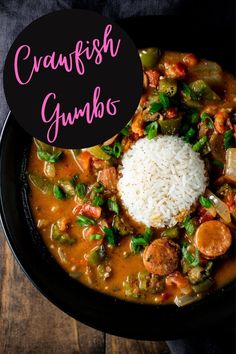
0 226 170 354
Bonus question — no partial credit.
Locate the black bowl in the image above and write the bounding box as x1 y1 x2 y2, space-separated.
0 16 235 340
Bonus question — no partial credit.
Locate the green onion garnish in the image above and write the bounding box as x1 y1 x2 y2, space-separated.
182 242 199 267
149 102 162 114
107 199 119 214
159 92 170 110
201 112 214 129
75 183 87 198
53 185 66 200
90 234 103 241
199 196 214 208
182 216 196 236
76 215 96 227
192 136 208 152
144 121 158 140
224 130 234 149
103 227 118 246
92 195 104 206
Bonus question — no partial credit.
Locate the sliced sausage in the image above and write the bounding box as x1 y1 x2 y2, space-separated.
143 238 179 276
194 220 232 259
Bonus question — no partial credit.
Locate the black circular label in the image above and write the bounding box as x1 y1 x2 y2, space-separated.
3 10 143 148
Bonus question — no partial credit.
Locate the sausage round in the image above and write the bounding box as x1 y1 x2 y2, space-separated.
143 238 179 276
194 220 232 259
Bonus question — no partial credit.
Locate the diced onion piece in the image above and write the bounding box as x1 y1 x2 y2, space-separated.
206 189 231 224
225 148 236 182
86 145 111 160
207 206 217 217
174 293 201 307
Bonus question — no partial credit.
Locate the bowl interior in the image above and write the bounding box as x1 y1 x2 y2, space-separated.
0 16 235 339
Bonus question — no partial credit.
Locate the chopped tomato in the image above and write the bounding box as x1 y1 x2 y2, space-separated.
199 213 214 224
74 201 102 219
224 191 235 208
166 107 178 119
145 69 160 87
97 167 117 191
164 62 186 79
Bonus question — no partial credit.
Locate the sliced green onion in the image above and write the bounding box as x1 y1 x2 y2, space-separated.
149 102 162 114
201 112 214 129
182 216 196 236
183 127 197 143
103 227 118 246
107 199 119 214
90 234 103 241
75 183 87 198
182 243 199 267
144 121 158 140
199 196 214 208
191 112 199 124
76 215 96 227
130 227 152 253
192 136 208 152
53 185 66 200
102 141 122 158
92 195 104 206
93 183 104 193
224 130 234 149
159 92 170 110
182 83 197 101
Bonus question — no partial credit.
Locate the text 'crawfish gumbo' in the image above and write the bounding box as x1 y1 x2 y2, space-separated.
28 49 236 306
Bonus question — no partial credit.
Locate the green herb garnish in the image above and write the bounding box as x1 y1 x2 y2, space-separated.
159 92 170 110
182 83 197 101
53 185 66 200
103 227 118 246
37 151 63 163
90 234 103 241
182 242 199 267
149 102 162 114
182 216 196 236
131 227 152 253
102 141 122 158
183 127 197 143
144 121 158 140
93 183 104 193
192 136 208 152
107 199 119 214
201 112 214 129
199 196 214 208
76 215 96 227
75 183 87 198
92 195 104 206
120 126 129 136
224 130 234 149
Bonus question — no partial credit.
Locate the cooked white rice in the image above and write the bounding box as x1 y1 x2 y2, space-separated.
118 136 207 228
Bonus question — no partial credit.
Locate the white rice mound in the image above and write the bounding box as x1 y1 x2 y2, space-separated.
118 136 207 228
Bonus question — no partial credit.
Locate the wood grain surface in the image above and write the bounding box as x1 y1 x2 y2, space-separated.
0 226 170 354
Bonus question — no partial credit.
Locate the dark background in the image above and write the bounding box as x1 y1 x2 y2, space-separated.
0 1 235 353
